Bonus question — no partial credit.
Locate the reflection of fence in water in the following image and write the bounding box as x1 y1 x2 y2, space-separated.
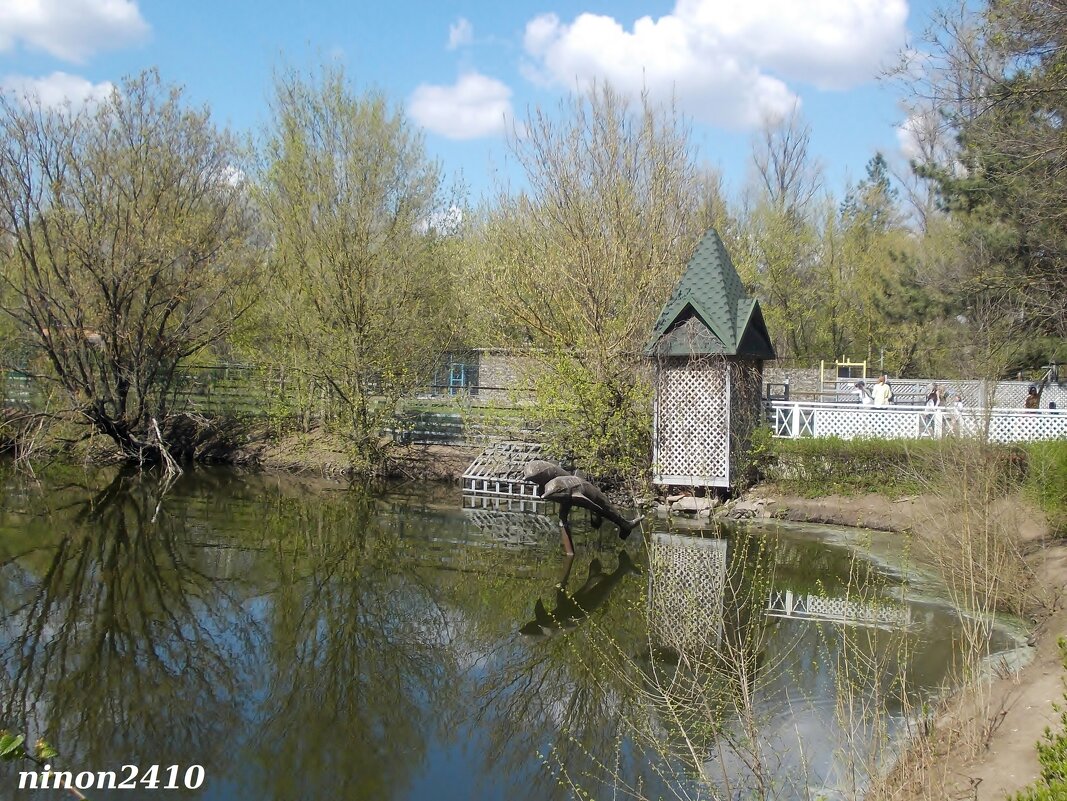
766 589 911 628
648 532 727 652
461 495 556 547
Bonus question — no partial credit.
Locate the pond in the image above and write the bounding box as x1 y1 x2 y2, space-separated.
0 467 1022 801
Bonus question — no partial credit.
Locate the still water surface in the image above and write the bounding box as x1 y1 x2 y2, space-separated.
0 467 1018 800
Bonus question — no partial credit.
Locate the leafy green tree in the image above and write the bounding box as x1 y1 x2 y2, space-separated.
840 153 900 238
476 84 718 481
0 70 256 461
257 65 460 468
733 197 820 360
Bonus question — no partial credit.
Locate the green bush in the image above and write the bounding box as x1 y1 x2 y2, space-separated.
760 436 945 496
1025 441 1067 536
532 351 652 488
758 435 1067 533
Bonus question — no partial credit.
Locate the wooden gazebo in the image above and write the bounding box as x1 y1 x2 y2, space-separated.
646 229 776 489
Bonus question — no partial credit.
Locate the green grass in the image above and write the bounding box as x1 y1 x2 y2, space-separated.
1024 440 1067 536
758 435 945 496
756 434 1049 504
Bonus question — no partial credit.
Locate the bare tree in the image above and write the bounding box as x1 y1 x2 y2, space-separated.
477 84 717 479
0 70 255 461
751 104 822 219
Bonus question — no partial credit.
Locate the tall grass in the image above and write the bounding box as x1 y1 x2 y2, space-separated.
872 436 1051 798
1025 440 1067 536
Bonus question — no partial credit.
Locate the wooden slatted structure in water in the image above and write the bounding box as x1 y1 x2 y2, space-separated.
461 440 545 498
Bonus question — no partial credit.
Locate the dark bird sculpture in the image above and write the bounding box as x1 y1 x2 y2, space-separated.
522 459 571 490
523 458 604 528
541 474 641 554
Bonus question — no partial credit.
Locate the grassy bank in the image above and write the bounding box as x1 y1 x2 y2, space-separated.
755 432 1067 535
0 400 515 480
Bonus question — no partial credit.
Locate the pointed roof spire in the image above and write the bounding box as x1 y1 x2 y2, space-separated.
646 229 775 359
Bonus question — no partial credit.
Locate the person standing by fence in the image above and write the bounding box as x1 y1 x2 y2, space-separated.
871 374 893 407
1025 385 1040 410
922 384 942 435
950 393 965 435
853 381 873 406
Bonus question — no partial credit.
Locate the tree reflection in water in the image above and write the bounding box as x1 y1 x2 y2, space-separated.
244 486 454 801
0 468 993 801
0 467 255 774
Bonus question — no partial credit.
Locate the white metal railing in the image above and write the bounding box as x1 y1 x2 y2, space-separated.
768 401 1067 443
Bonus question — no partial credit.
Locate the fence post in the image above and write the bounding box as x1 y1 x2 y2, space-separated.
790 403 800 439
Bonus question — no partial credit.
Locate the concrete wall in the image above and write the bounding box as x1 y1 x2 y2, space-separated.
476 351 538 404
763 366 821 397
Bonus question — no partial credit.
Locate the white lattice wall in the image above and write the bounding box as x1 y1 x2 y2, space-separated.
654 359 730 487
985 411 1067 442
648 532 727 652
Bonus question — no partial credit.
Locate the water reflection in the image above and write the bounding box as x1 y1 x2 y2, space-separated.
639 525 1016 800
0 467 252 776
0 467 1021 801
519 551 639 638
0 469 662 801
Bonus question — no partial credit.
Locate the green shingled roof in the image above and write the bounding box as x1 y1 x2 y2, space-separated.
646 229 776 360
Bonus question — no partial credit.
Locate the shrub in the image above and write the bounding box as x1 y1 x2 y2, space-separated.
760 437 944 496
1024 441 1067 536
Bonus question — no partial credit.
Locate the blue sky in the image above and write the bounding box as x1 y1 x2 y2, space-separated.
0 0 939 204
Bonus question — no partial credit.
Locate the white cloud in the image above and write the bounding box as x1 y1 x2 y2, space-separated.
521 0 908 129
418 204 464 235
896 109 929 163
896 104 963 175
675 0 908 89
1 71 114 108
0 0 149 63
448 17 473 50
409 72 513 140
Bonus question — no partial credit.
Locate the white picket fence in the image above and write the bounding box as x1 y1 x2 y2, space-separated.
766 589 911 628
769 401 1067 443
